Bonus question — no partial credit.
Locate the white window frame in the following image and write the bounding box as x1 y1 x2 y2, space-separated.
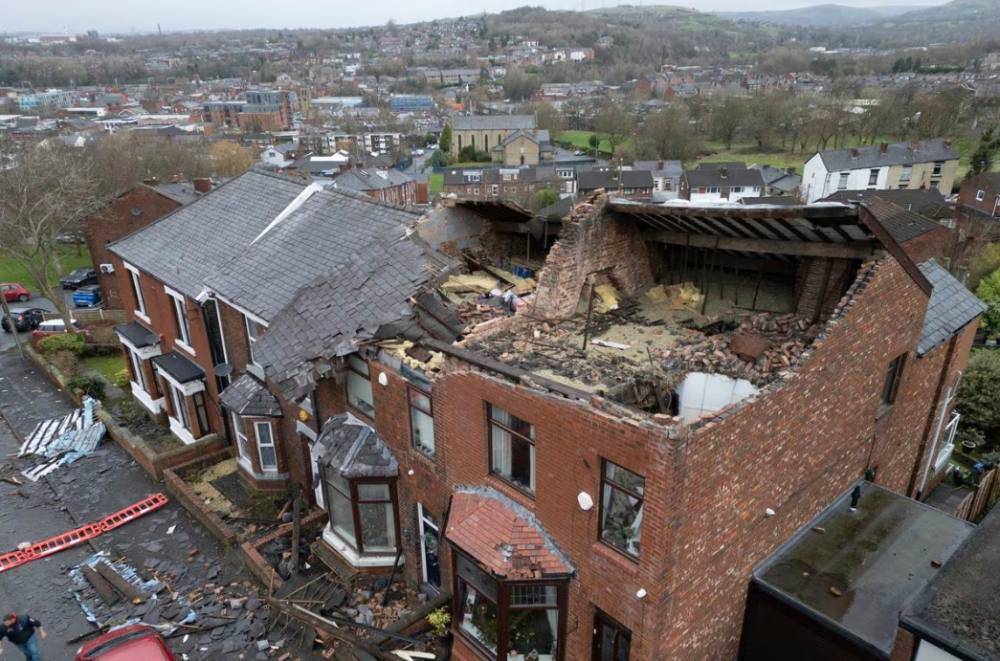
245 315 265 369
976 189 985 201
837 172 849 190
124 262 149 323
169 383 190 432
417 503 441 588
165 286 194 356
232 412 252 465
128 347 148 392
255 421 278 472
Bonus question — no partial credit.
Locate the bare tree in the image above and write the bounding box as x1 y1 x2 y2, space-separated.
0 139 104 328
710 96 747 150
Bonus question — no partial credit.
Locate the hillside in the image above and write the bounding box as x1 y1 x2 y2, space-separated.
893 0 1000 21
718 3 924 27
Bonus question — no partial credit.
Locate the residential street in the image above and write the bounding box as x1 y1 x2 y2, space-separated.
0 349 272 659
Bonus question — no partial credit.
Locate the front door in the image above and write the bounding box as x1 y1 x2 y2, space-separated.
417 503 441 590
593 610 631 661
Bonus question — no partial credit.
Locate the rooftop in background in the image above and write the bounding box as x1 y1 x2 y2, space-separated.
902 505 1000 660
821 188 951 219
817 138 959 171
752 481 973 659
451 115 536 131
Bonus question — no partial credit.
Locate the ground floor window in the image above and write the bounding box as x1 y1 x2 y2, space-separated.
231 413 252 463
127 349 148 392
321 468 399 555
418 503 441 589
592 610 631 661
454 553 565 660
168 383 190 430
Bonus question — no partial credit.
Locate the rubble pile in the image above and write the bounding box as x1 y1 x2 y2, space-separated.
662 312 821 384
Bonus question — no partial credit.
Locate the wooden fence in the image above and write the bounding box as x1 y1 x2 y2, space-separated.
954 467 1000 522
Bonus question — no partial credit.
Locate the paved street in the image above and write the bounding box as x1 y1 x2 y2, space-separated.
0 349 269 659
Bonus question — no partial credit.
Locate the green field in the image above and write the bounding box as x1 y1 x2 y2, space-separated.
0 245 94 292
429 173 444 196
560 130 635 157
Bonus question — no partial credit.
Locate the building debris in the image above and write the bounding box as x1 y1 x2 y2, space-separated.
19 398 106 481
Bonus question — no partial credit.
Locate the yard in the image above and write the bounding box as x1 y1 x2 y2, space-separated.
82 353 126 382
429 173 444 196
0 244 94 292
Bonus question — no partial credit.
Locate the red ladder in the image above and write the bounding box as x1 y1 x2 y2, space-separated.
0 493 168 573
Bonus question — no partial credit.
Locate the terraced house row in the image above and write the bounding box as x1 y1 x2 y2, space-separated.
107 167 984 660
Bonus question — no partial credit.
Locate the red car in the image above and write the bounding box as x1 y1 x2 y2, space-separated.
75 624 176 660
1 282 30 303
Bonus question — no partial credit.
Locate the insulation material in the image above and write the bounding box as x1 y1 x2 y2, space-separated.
439 272 499 294
594 284 620 313
676 372 758 423
645 282 703 312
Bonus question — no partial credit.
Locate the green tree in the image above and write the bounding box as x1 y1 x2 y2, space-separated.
439 125 452 153
588 133 600 157
967 127 1000 180
976 268 1000 338
957 349 1000 442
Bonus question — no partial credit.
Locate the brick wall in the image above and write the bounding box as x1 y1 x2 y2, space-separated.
531 199 653 320
83 187 181 308
900 225 955 264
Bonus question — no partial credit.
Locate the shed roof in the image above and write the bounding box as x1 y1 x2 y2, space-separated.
753 481 973 659
313 414 398 479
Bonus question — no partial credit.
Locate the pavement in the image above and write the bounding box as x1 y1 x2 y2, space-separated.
0 349 291 659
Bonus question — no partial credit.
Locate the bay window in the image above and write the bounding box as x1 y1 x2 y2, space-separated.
254 421 277 471
346 355 375 417
454 553 565 660
321 467 398 555
599 460 645 559
169 383 190 431
487 403 535 494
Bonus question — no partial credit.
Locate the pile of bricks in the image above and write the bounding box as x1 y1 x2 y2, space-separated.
661 312 821 384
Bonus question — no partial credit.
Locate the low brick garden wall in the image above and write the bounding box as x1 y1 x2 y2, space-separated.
163 449 240 546
241 509 328 590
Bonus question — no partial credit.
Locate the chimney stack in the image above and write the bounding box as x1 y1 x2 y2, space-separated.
720 167 728 179
193 178 212 194
171 172 184 183
143 176 159 186
850 148 860 158
879 142 889 154
943 138 953 148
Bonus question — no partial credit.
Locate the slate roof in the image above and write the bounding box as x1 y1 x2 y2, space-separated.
633 160 683 179
114 321 157 349
109 169 308 299
752 482 973 659
219 373 282 417
255 231 456 399
577 170 613 191
684 166 765 189
917 260 987 355
862 198 942 243
313 414 398 479
902 506 1000 660
818 139 958 172
151 351 205 384
446 487 574 579
332 168 412 193
740 195 800 206
451 115 535 131
822 188 950 218
204 187 418 322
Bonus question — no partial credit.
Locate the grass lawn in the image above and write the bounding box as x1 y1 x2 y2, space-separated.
0 245 94 292
82 353 126 382
429 173 444 196
448 161 493 168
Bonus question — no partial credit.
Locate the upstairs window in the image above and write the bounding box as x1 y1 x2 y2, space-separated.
932 161 944 177
487 403 535 494
125 264 146 319
976 189 985 201
167 288 192 351
837 173 850 190
868 168 879 187
600 460 645 559
900 165 912 183
881 353 907 407
245 316 265 366
409 386 435 457
347 355 375 417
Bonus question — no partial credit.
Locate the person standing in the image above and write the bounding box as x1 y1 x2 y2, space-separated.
0 613 45 661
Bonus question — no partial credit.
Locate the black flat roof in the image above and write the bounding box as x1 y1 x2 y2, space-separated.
113 320 158 349
902 506 1000 660
151 351 205 384
753 482 974 659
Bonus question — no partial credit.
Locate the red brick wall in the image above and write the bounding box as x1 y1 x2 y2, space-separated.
83 187 180 309
900 225 954 264
957 175 1000 217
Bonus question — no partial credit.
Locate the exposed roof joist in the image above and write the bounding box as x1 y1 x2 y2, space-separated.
642 230 874 259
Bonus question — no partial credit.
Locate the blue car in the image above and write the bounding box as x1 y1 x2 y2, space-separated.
73 284 102 308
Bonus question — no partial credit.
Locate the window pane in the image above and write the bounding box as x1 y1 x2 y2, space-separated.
489 404 534 440
491 425 535 492
459 581 498 654
256 422 272 445
359 501 396 552
511 584 557 607
347 370 374 416
601 483 643 557
357 483 390 500
605 463 645 495
348 354 369 376
259 445 278 470
457 554 497 601
508 607 558 660
411 407 435 455
410 390 431 411
328 486 356 549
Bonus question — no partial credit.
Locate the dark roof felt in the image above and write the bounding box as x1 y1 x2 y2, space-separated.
313 414 398 478
862 198 942 244
902 506 1000 660
218 373 282 417
151 351 205 384
754 482 973 659
113 320 158 348
917 260 987 355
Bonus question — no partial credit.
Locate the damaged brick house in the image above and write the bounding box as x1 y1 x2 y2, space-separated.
107 168 984 660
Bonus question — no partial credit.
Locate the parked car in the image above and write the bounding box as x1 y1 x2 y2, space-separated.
75 624 176 660
31 318 90 341
1 307 47 333
61 267 98 289
73 284 103 308
1 282 30 303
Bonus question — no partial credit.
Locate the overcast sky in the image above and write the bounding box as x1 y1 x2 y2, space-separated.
5 0 946 34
